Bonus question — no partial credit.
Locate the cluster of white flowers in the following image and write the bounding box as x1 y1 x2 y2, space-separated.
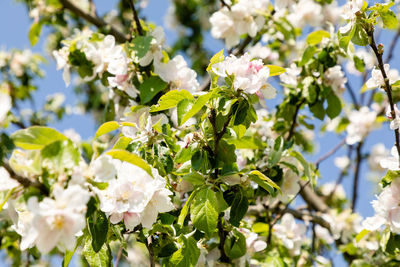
273 213 307 255
212 53 275 97
323 209 362 243
323 66 347 94
92 156 174 229
334 155 350 171
209 0 269 48
154 55 199 92
339 0 363 34
363 178 400 233
346 107 378 145
368 143 389 173
366 64 399 90
386 104 400 130
15 185 90 253
380 146 400 171
280 63 301 88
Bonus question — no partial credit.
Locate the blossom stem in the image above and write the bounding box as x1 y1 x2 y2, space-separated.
128 0 144 36
368 29 400 168
351 142 363 211
59 0 129 43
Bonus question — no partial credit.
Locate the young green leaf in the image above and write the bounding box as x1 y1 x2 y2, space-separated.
180 92 213 126
139 76 168 104
132 36 154 58
95 121 119 139
11 126 67 150
190 187 219 236
306 30 330 45
107 149 153 177
150 90 194 112
170 235 200 267
266 65 286 77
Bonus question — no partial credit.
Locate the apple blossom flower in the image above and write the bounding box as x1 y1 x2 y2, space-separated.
346 49 376 75
324 66 347 94
10 50 33 77
320 182 346 200
280 63 301 87
366 64 399 90
53 47 71 86
209 0 268 49
334 156 350 170
90 155 121 182
315 225 335 244
346 107 378 145
139 26 165 66
20 185 90 253
363 178 400 233
212 53 274 97
278 169 300 203
95 162 174 229
248 43 279 61
323 209 362 243
339 0 363 34
380 146 400 171
287 0 323 28
154 55 199 92
386 104 400 130
273 213 307 255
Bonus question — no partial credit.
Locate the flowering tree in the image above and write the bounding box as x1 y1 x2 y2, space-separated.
2 0 400 266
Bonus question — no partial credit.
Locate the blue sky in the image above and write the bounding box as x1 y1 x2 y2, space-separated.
1 0 400 265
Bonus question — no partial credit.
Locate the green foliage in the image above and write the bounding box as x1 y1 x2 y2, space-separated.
107 149 153 176
169 235 200 267
95 121 119 139
82 235 112 267
140 76 168 104
132 36 154 58
150 90 194 112
11 126 67 150
190 187 219 236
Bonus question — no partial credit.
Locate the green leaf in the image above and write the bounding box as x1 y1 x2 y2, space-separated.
180 92 213 126
95 121 119 139
112 136 132 150
177 187 200 226
0 188 16 212
224 229 247 259
249 170 281 194
207 49 224 72
372 3 399 29
132 36 154 58
252 222 269 234
82 236 112 267
290 150 313 185
191 150 211 173
309 100 325 120
266 65 286 77
177 99 194 126
351 23 369 46
182 172 204 185
139 76 168 104
150 90 194 112
88 210 108 253
107 149 153 177
299 46 316 66
28 22 43 46
170 235 200 267
355 229 370 243
306 30 330 45
326 92 342 119
190 187 218 236
392 80 400 90
227 136 263 149
11 126 67 150
229 187 248 227
353 56 365 73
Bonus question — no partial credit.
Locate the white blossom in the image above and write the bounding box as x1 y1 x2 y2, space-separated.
324 66 347 94
20 185 90 253
366 64 399 90
334 156 350 170
90 155 120 182
273 213 306 255
287 0 323 28
346 49 376 75
386 104 400 130
346 107 378 145
95 162 174 229
248 43 278 61
209 0 268 48
380 146 400 171
154 55 199 92
10 50 33 77
339 0 363 34
320 182 346 200
280 63 301 87
363 178 400 233
212 53 274 96
139 26 165 66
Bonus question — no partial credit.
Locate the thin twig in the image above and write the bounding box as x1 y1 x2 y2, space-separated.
59 0 129 43
128 0 144 36
351 142 363 211
345 81 359 109
385 28 400 63
220 0 231 10
287 100 304 140
144 236 155 267
314 138 346 169
114 235 130 267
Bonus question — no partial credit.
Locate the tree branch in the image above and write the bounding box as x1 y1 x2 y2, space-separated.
368 29 400 168
59 0 129 43
351 142 363 211
127 0 144 36
314 138 346 170
287 100 304 141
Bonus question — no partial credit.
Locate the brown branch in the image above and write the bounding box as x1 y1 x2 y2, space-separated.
144 236 155 267
299 180 329 213
220 0 231 10
345 80 359 109
351 142 363 211
127 0 144 36
59 0 129 43
287 100 304 141
368 29 400 168
2 161 47 193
